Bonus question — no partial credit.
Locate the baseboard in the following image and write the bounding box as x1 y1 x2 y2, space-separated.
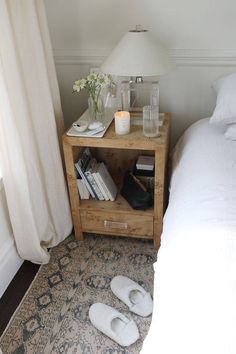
0 238 23 298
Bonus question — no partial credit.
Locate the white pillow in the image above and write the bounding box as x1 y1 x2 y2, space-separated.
210 72 236 125
224 123 236 140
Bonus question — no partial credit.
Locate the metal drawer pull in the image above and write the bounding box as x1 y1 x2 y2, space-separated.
104 220 128 229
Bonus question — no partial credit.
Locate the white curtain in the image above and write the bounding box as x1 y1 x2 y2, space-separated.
0 0 72 264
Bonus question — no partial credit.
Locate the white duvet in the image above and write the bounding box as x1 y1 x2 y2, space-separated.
142 118 236 354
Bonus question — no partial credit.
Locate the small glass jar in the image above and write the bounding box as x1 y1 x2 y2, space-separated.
143 105 160 138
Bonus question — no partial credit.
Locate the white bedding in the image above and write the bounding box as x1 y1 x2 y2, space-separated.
142 118 236 354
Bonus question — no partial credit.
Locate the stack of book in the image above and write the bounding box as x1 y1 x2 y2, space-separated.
75 148 117 201
133 155 155 192
136 155 155 171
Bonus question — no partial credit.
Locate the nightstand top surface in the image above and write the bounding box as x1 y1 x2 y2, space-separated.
63 112 170 150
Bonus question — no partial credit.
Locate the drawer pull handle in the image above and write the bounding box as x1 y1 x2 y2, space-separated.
104 220 128 229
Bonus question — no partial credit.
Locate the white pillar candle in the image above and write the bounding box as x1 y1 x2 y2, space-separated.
114 111 130 135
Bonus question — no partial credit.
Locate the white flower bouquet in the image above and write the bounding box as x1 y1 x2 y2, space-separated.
73 73 114 121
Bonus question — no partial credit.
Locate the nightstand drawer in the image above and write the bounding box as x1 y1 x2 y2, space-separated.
80 210 153 238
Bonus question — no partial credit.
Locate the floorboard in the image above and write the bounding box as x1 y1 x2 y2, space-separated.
0 261 40 336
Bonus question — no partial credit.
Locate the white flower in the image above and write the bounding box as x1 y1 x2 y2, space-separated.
73 73 114 96
79 78 86 88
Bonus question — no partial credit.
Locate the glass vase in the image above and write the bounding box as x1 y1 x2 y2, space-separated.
88 95 104 123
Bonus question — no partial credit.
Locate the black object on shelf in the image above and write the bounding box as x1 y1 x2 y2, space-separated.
120 171 153 210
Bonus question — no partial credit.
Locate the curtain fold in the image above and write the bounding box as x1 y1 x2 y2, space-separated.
0 0 72 264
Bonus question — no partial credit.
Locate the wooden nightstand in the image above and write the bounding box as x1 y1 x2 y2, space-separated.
63 113 170 249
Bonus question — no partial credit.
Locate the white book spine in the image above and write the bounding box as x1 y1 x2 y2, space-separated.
76 179 84 199
96 172 112 200
75 162 95 198
81 179 90 199
76 179 90 199
136 164 154 171
85 170 104 200
93 172 109 201
97 163 117 202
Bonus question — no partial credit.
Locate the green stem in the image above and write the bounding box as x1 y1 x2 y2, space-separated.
90 87 102 118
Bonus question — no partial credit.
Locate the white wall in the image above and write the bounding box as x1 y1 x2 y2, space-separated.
44 0 236 145
54 58 236 145
0 182 22 298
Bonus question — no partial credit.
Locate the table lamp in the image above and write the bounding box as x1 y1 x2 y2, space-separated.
101 25 173 111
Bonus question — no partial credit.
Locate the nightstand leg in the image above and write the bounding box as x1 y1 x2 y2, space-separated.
73 223 84 241
63 141 84 241
153 221 161 249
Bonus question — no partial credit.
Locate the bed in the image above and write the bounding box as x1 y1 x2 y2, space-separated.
141 118 236 354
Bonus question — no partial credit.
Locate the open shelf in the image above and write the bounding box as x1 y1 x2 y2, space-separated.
79 192 154 216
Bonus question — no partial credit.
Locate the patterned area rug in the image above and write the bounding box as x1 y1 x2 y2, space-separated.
0 234 156 354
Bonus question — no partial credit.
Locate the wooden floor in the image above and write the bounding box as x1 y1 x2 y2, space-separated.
0 261 40 336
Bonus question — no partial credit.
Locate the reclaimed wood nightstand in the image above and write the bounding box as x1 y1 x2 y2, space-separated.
63 113 170 249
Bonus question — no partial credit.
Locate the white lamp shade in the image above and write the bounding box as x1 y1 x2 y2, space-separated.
101 29 173 77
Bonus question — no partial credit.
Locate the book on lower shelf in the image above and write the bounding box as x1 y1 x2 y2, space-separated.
74 148 96 198
95 162 117 201
92 164 109 201
74 148 117 201
136 155 155 171
84 158 104 200
76 179 90 200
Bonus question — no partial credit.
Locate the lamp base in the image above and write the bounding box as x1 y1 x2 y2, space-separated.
121 79 159 112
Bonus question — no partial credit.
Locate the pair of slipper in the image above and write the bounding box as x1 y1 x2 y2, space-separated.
89 275 153 347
